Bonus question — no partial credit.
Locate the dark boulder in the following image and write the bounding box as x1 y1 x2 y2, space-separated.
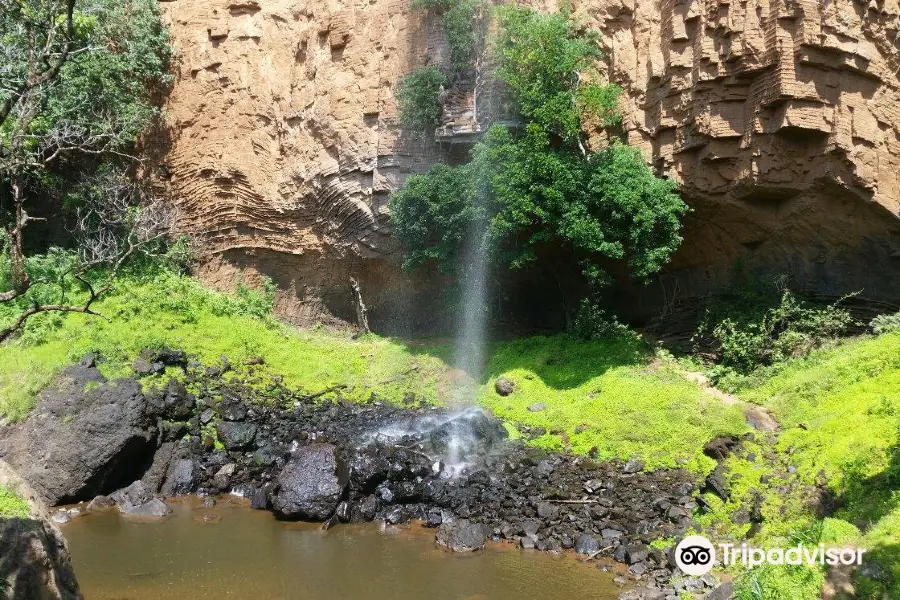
218 394 249 422
436 520 487 552
703 436 740 461
160 459 197 497
270 444 347 520
111 480 153 508
215 422 257 451
0 363 157 505
111 481 171 518
575 534 600 555
0 518 82 599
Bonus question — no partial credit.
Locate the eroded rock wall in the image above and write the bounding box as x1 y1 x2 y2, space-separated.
155 0 900 329
572 0 900 317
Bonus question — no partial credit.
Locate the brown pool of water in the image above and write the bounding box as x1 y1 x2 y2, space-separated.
61 497 625 600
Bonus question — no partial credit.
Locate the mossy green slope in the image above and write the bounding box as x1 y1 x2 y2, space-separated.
724 333 900 599
0 270 447 421
479 335 748 473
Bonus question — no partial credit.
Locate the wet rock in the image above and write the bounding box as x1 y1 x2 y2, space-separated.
147 379 195 421
111 480 153 509
250 487 269 510
87 495 115 511
336 501 351 522
436 520 487 552
50 510 71 525
218 395 249 422
425 508 444 528
527 403 546 412
623 459 645 474
495 377 515 396
213 463 236 490
160 459 197 497
123 498 171 518
575 534 600 555
0 365 157 505
427 409 508 460
215 422 257 451
359 495 377 521
520 536 536 549
271 444 347 520
385 506 406 524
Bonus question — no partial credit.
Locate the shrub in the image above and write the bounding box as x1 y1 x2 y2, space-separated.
395 66 448 134
411 0 490 72
703 290 855 374
569 299 631 340
871 311 900 335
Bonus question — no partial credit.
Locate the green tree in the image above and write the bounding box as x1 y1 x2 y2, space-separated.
411 0 490 73
0 0 172 341
389 7 687 304
395 66 448 135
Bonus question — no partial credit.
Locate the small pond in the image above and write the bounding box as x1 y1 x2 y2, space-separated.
62 497 624 600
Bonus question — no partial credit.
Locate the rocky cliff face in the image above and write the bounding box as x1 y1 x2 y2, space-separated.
154 0 900 329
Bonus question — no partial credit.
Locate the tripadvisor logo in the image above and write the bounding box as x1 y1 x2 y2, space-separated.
675 536 716 576
674 535 867 576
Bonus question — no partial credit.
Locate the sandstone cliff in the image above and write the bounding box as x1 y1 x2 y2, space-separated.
154 0 900 329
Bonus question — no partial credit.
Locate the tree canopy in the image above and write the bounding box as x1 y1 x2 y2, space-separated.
0 0 172 341
390 7 687 302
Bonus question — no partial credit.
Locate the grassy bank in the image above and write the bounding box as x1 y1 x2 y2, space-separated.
0 269 448 420
479 335 747 472
0 486 29 519
693 333 900 599
0 268 745 476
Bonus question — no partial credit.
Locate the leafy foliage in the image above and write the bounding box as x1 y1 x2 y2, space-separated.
698 289 855 376
388 163 481 270
493 6 620 141
871 310 900 335
411 0 490 72
390 8 687 299
0 0 172 340
569 298 630 340
395 66 448 135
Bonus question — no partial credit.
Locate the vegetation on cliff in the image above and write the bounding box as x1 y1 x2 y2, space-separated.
0 0 171 341
391 8 687 311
